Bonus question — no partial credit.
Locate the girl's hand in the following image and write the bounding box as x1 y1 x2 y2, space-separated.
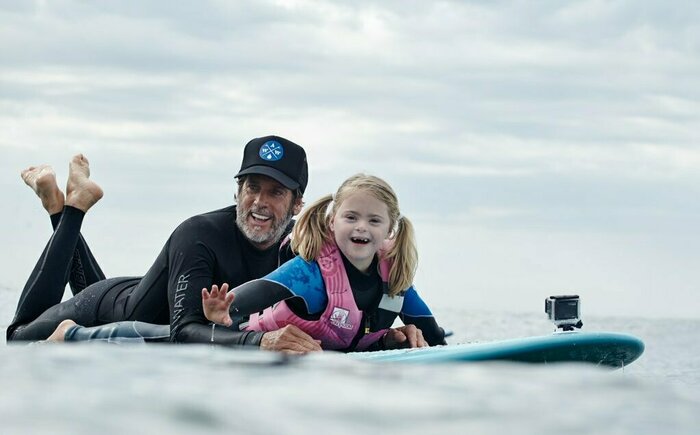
202 283 234 326
382 325 427 349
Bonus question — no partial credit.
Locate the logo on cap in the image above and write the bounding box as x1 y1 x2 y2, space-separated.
259 141 284 161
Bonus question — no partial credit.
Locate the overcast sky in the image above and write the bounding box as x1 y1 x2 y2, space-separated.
1 0 698 321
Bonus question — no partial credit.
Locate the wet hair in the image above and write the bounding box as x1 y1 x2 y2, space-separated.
292 174 417 296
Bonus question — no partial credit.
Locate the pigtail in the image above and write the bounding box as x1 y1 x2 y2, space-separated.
385 215 418 296
291 194 334 261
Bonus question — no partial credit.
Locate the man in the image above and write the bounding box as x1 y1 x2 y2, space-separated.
7 135 323 352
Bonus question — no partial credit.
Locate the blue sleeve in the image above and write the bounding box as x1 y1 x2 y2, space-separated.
399 286 446 346
401 286 434 317
262 256 328 314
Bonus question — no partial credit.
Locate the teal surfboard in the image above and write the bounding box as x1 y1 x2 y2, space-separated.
348 331 644 368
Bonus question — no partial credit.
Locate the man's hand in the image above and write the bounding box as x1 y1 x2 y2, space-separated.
260 325 323 354
382 325 427 349
202 283 234 326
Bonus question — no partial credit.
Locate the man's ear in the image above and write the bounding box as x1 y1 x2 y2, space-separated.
292 197 303 216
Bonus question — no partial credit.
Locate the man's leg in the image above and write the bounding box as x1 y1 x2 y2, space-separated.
22 162 106 295
50 212 106 294
8 207 88 340
7 155 104 341
9 277 136 341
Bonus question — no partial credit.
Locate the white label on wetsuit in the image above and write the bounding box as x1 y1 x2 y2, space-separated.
172 274 190 324
378 294 404 313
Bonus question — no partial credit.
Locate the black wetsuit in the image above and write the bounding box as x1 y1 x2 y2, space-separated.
6 205 294 345
63 253 446 349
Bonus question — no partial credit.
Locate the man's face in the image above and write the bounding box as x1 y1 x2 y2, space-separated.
236 175 302 250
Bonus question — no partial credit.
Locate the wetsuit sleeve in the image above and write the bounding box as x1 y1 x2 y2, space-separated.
230 256 327 315
167 220 264 346
230 279 296 315
399 287 447 346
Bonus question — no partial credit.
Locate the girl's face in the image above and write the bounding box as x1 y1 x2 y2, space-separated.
330 190 392 273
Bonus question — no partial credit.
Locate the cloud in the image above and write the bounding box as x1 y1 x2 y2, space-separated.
2 1 697 185
1 0 699 317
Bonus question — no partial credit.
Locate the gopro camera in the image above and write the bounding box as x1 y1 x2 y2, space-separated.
545 295 583 331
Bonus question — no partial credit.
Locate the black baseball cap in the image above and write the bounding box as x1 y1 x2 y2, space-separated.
235 135 308 194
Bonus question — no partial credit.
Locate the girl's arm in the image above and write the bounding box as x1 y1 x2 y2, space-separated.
202 256 328 324
399 287 447 346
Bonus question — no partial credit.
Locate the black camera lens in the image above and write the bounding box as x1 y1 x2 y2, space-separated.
555 299 578 320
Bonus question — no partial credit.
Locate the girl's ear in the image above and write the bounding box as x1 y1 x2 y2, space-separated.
329 215 335 232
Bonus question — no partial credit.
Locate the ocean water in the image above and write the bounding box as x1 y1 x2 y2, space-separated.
1 287 698 435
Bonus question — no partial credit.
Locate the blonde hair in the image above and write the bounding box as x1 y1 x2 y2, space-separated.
291 174 417 296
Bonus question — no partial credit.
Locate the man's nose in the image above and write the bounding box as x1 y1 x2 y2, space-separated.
252 191 268 206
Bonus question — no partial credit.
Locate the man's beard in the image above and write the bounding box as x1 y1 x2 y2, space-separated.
236 203 295 248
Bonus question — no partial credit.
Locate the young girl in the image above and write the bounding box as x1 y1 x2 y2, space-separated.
202 174 446 351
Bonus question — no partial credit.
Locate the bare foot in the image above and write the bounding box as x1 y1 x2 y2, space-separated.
46 319 77 342
21 164 65 215
65 154 103 212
